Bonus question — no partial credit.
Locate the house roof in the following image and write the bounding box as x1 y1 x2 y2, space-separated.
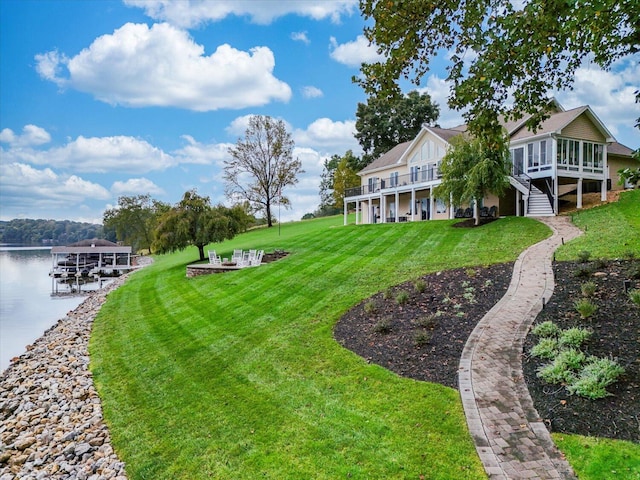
608 141 636 158
359 141 412 174
428 126 463 143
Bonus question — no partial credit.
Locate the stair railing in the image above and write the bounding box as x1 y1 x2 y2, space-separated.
542 177 555 214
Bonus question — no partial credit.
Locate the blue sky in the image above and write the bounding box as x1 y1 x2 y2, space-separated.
1 0 638 224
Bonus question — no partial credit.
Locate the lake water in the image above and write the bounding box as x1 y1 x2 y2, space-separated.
0 247 103 373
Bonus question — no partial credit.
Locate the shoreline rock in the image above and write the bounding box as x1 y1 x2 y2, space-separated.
0 259 151 479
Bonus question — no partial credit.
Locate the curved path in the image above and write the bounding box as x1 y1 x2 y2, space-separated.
459 216 582 479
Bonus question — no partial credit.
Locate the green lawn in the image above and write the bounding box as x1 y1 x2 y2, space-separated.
91 191 640 479
91 215 549 479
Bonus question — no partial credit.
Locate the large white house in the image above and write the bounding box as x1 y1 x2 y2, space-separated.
343 101 637 225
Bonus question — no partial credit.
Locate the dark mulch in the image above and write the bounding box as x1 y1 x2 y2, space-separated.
334 262 513 389
334 258 640 443
522 260 640 443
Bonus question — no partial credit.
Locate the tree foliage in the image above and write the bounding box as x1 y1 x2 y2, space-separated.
318 150 362 215
358 0 638 144
0 219 104 245
618 168 640 188
103 194 170 252
435 134 511 225
333 157 361 210
225 115 303 227
152 190 250 261
355 90 439 165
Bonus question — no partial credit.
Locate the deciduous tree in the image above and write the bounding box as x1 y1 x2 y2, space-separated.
333 157 361 210
225 115 303 227
355 90 439 165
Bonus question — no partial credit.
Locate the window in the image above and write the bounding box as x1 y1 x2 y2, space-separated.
540 140 547 166
368 177 378 193
410 166 419 182
557 139 580 170
436 198 446 214
583 141 604 172
527 143 535 168
389 171 399 187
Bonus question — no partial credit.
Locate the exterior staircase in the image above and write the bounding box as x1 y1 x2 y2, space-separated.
508 175 555 217
526 185 555 217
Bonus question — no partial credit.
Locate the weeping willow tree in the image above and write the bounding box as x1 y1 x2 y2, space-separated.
435 134 511 226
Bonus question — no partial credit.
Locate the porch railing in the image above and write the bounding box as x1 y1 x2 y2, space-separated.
344 166 441 199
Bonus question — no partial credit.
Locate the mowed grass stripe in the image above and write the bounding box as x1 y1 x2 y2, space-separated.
91 215 552 479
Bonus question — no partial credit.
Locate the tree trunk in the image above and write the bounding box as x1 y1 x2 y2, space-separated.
473 200 480 226
266 201 273 227
197 244 206 261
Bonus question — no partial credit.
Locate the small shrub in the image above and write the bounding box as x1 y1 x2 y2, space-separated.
531 338 560 359
559 327 592 348
364 301 377 315
573 265 593 278
567 357 625 399
574 298 598 319
414 330 431 346
373 317 392 334
465 268 476 277
382 287 393 300
456 311 465 318
580 281 597 297
415 313 437 329
532 321 560 338
577 250 591 263
593 258 608 270
537 349 586 384
396 290 410 305
413 279 427 293
442 294 452 304
462 291 476 304
483 279 493 288
629 289 640 307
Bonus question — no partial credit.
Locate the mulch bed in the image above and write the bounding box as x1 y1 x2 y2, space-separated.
334 262 513 389
334 258 640 443
522 260 640 443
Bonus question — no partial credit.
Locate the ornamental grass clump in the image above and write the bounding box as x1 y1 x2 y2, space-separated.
373 316 392 334
414 330 431 346
364 300 377 315
574 298 598 319
580 281 597 297
415 313 438 329
413 279 427 293
629 289 640 307
577 250 592 263
532 320 560 338
567 357 625 399
396 290 410 305
559 327 592 348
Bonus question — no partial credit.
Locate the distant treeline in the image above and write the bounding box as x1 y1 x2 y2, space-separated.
0 219 107 246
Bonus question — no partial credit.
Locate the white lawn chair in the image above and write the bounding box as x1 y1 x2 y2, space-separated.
232 249 243 264
250 250 264 267
208 250 221 264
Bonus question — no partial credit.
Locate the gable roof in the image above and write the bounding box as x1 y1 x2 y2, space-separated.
608 141 636 158
359 141 412 174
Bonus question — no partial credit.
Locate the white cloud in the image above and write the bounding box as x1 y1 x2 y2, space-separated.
0 162 111 218
329 35 384 68
2 132 175 174
301 86 323 99
291 31 310 45
124 0 358 28
417 75 465 128
35 22 291 111
111 178 165 196
554 59 640 143
173 135 233 166
293 118 359 154
225 114 293 137
0 125 52 147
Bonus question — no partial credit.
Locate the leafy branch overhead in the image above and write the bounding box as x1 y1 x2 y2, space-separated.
357 0 638 141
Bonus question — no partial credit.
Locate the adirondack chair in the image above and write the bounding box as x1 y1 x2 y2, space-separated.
250 250 264 267
208 250 221 264
232 249 243 264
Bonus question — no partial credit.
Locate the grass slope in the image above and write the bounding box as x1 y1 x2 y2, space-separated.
91 216 549 479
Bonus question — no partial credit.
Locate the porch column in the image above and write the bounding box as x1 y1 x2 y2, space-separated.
577 178 583 209
601 144 608 201
395 191 399 222
553 177 559 214
429 188 434 220
343 200 348 225
449 193 454 219
411 189 416 222
381 195 386 223
516 190 521 216
355 201 359 225
368 199 371 224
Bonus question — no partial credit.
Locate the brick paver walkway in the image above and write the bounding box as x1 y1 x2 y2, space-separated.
459 216 583 479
